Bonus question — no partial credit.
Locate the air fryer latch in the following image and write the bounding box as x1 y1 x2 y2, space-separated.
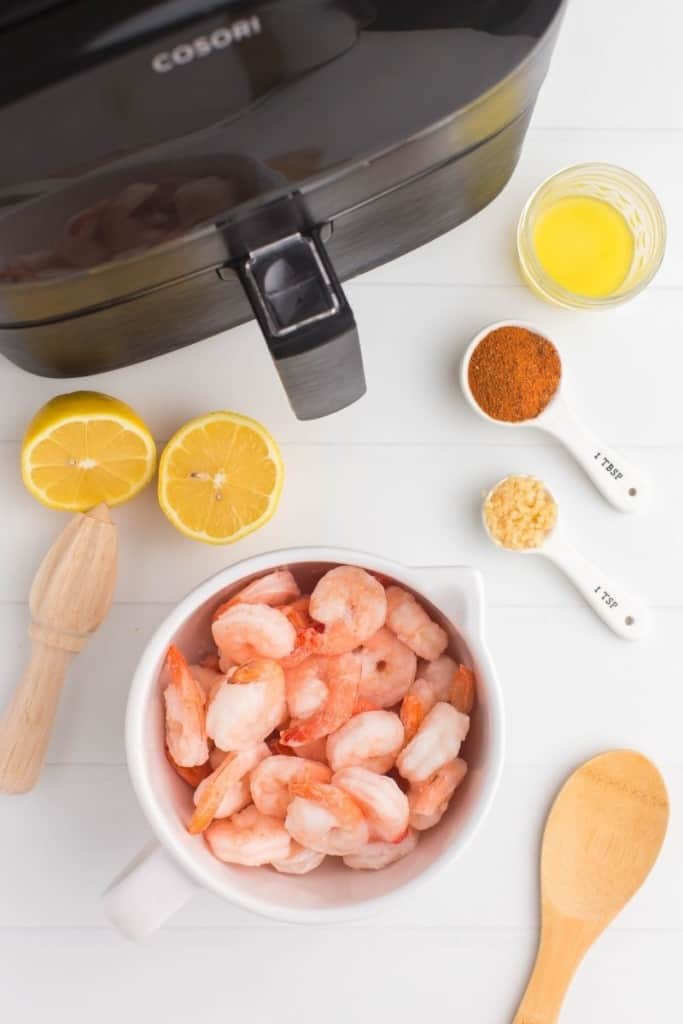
230 228 366 421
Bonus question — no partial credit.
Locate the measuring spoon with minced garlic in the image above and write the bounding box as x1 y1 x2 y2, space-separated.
461 320 651 513
483 475 650 640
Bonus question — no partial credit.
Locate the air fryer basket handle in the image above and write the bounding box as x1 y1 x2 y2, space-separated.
236 229 366 420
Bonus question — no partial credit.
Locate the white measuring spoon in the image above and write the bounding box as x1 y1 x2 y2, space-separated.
461 320 651 513
482 476 651 640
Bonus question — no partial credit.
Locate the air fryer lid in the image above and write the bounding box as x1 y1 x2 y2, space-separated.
0 0 564 418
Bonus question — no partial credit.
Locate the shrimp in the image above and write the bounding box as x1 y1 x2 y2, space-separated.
195 775 251 822
450 664 475 715
352 697 380 715
285 657 329 720
396 702 470 783
400 679 437 743
357 627 417 707
280 598 322 668
188 742 269 833
212 570 301 620
271 843 326 875
285 781 369 855
401 659 475 740
280 653 360 746
326 711 405 774
309 566 387 654
206 659 286 751
420 655 460 701
205 805 291 866
163 645 209 767
407 758 468 831
212 603 295 664
165 746 211 788
385 586 448 661
333 766 409 842
250 755 331 818
343 828 418 870
189 662 225 699
292 737 329 763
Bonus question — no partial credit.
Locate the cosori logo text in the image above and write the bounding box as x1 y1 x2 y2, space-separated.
151 15 261 73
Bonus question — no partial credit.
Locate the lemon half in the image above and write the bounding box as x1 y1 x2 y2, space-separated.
157 411 284 544
21 391 157 511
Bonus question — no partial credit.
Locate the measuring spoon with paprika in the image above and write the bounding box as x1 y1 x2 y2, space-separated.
460 321 651 513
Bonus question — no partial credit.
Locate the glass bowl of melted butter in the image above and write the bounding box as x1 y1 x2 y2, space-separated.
517 162 666 308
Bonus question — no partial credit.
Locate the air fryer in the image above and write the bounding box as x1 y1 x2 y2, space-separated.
0 0 567 419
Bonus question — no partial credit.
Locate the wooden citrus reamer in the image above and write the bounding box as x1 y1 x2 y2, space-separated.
0 504 118 793
512 750 668 1024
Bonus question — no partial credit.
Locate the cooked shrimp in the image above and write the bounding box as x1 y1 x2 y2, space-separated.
189 742 270 833
163 645 209 767
401 657 475 739
333 766 409 842
385 586 448 661
396 702 470 783
326 710 404 774
250 755 331 818
343 828 418 870
285 781 369 855
285 657 329 720
357 627 417 707
399 679 436 743
206 659 286 751
189 662 225 699
407 758 468 830
165 746 211 788
420 655 459 701
292 737 329 763
352 697 380 715
271 843 326 875
309 566 387 654
450 665 475 715
195 775 251 823
280 598 322 668
212 603 295 664
280 653 360 746
213 570 301 619
205 805 291 866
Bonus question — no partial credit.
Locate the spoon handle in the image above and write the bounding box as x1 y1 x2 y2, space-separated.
541 401 650 513
513 910 595 1024
543 536 651 640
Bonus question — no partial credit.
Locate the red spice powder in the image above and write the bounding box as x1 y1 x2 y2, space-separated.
467 326 561 422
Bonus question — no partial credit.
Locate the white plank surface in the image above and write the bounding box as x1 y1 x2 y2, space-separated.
2 1 683 1021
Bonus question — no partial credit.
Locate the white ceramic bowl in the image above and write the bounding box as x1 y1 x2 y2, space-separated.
103 547 505 939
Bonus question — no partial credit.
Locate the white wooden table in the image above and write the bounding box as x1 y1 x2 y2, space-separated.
2 2 681 1019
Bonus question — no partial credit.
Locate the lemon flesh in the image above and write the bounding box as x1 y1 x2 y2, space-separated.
21 391 157 511
158 411 284 545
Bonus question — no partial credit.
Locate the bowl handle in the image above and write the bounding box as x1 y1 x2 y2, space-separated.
102 841 198 939
409 566 486 643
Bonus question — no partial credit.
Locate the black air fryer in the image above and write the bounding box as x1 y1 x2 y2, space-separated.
0 0 566 419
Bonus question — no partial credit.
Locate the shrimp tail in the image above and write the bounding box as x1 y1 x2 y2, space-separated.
450 665 475 714
400 693 426 743
188 752 239 834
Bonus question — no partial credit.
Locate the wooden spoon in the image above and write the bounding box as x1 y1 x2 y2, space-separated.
0 504 118 794
513 750 668 1024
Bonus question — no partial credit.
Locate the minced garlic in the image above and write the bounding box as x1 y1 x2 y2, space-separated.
483 475 558 551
